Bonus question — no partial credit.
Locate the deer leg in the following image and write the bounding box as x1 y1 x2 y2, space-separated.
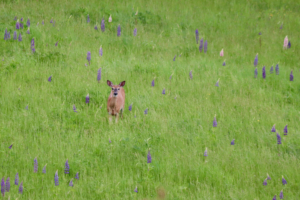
120 108 123 119
115 113 119 123
108 109 113 124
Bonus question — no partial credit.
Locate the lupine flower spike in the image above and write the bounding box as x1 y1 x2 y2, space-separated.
69 179 73 187
99 46 103 56
199 38 203 52
108 15 112 23
270 66 273 74
94 25 98 30
97 68 101 83
189 70 193 79
26 18 30 27
263 178 267 186
42 20 44 25
254 67 258 78
87 14 90 23
267 173 271 180
4 28 8 40
275 64 279 75
48 75 52 82
271 124 276 132
1 178 5 196
75 172 79 180
55 41 58 46
43 164 47 173
86 94 90 104
213 115 217 127
273 195 276 200
20 23 23 29
14 16 17 20
73 105 77 113
129 104 132 111
13 31 17 40
220 49 224 56
65 159 70 174
254 54 258 67
101 18 105 32
134 186 138 193
5 178 10 192
215 79 219 87
18 182 23 194
16 20 20 29
288 41 291 48
223 60 226 66
231 139 235 145
87 51 91 65
262 66 266 79
195 29 199 44
277 132 282 144
15 173 19 185
283 125 288 135
282 176 287 185
162 89 165 95
54 170 59 186
50 18 53 23
290 70 293 81
173 56 176 61
280 190 283 199
18 33 22 42
34 157 38 172
151 79 154 87
117 25 121 37
147 150 152 163
9 144 13 149
25 105 28 110
204 40 208 53
26 28 30 34
204 147 208 157
133 28 137 36
283 36 288 49
144 108 148 115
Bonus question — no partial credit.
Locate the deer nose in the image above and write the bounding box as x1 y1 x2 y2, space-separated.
114 93 118 96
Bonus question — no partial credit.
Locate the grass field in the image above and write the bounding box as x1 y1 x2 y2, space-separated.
0 0 300 199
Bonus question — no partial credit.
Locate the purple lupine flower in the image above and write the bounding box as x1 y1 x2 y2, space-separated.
42 20 44 25
133 28 137 36
287 41 291 49
86 94 90 104
50 18 53 23
26 28 30 34
97 68 101 82
267 173 271 180
99 46 103 56
213 116 217 127
173 55 176 61
254 54 258 67
48 75 52 82
73 105 77 113
215 79 219 87
4 29 8 40
31 38 35 53
147 150 152 163
54 170 59 186
144 108 148 115
270 66 273 74
5 178 10 192
273 195 276 200
34 157 38 172
1 178 4 196
263 178 267 186
280 24 283 29
151 79 154 87
25 105 28 110
271 124 276 132
13 31 17 40
277 132 282 145
204 40 208 53
162 89 165 95
69 179 73 187
87 51 91 65
43 165 46 173
14 16 17 20
195 29 199 44
18 33 22 42
290 70 293 81
65 159 70 174
21 17 23 22
26 18 30 27
231 139 235 145
15 173 19 185
280 190 283 199
32 47 35 53
134 186 138 193
94 25 98 30
189 70 193 79
262 66 266 79
282 176 287 185
101 19 105 32
283 125 288 135
204 147 208 157
7 31 10 39
275 64 279 75
18 181 23 194
199 38 203 52
16 20 20 29
55 41 58 46
129 104 132 111
20 23 23 29
75 172 79 180
117 25 121 37
87 14 90 23
9 144 13 149
222 61 226 66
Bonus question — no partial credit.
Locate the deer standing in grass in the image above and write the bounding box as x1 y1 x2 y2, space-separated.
107 80 126 123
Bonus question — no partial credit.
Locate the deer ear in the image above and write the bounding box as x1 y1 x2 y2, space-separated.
119 81 126 87
107 80 112 87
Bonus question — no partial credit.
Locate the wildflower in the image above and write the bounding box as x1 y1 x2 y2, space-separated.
117 25 121 37
14 16 17 20
267 173 271 180
25 105 28 110
15 173 19 185
283 125 288 135
42 20 44 25
223 61 226 66
101 19 105 32
195 29 199 44
75 172 79 180
129 104 132 111
5 178 10 192
263 178 267 186
254 54 258 67
86 94 90 104
13 31 17 40
43 165 47 173
288 41 291 48
99 46 103 56
144 108 148 115
147 150 152 163
1 178 5 196
108 15 112 22
220 49 224 56
271 124 276 132
273 195 276 200
290 70 293 81
87 14 90 23
231 139 235 145
7 31 10 39
16 20 20 29
204 40 208 53
26 18 30 27
87 51 91 65
270 66 273 74
73 105 77 113
65 159 70 174
275 64 279 75
215 79 219 87
133 28 137 36
8 144 13 149
283 36 288 49
31 38 35 53
134 186 138 193
262 66 266 79
97 68 101 82
55 41 58 46
213 116 217 127
199 38 203 52
277 132 282 144
54 170 59 186
50 18 53 23
151 79 154 87
189 70 193 79
26 28 30 34
34 157 38 172
48 75 52 82
258 32 262 35
204 147 208 156
280 190 283 199
94 25 98 30
69 179 73 187
18 182 23 194
173 56 176 61
162 89 165 95
18 33 22 42
282 176 287 185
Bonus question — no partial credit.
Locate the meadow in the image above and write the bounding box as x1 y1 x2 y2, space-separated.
0 0 300 199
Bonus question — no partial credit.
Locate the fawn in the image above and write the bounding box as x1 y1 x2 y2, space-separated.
107 80 126 123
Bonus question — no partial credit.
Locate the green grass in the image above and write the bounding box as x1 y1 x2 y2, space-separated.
0 0 300 199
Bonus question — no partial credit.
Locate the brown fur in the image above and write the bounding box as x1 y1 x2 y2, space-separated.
107 80 125 123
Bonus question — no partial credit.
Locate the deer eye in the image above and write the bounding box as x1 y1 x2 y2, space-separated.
118 88 120 90
112 88 114 90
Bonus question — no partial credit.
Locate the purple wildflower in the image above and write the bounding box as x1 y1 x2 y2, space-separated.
26 28 30 34
73 105 77 113
129 104 132 111
18 182 23 194
290 70 293 81
4 29 8 40
204 40 208 53
223 61 226 66
195 29 199 44
275 64 279 75
287 41 291 49
134 187 138 193
15 173 19 185
26 18 30 27
25 105 28 110
173 56 176 61
262 66 266 79
65 159 70 174
267 173 271 180
204 148 208 157
280 190 283 199
5 178 10 192
31 38 35 53
69 179 73 187
282 176 287 185
189 70 193 79
215 79 219 87
1 178 4 196
213 116 217 127
34 157 38 172
20 23 23 29
9 144 13 149
87 51 91 65
55 41 58 46
87 14 90 23
13 31 17 40
117 25 121 37
99 46 103 56
94 25 98 30
151 79 154 87
50 18 53 23
144 108 148 115
43 165 46 173
18 33 22 42
48 75 52 82
21 17 23 22
254 54 258 67
16 20 20 29
86 94 90 104
263 178 267 186
14 16 17 20
133 28 137 36
7 31 10 39
54 170 59 186
97 68 101 82
101 19 105 32
231 139 235 145
283 125 288 135
277 132 282 145
199 38 203 52
271 124 276 132
75 172 79 180
162 89 165 95
273 195 276 200
42 20 44 25
147 150 152 163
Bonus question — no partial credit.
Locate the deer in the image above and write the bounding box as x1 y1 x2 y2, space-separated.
107 80 126 123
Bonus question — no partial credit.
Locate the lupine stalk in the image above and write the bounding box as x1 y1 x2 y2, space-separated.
267 173 271 180
283 36 288 49
287 41 291 48
1 178 5 196
271 124 276 132
94 25 98 30
34 157 38 172
16 20 20 29
69 179 73 187
129 104 132 111
277 132 282 144
73 105 77 113
204 40 208 53
283 125 288 135
26 28 30 34
15 173 19 185
9 144 13 149
273 195 276 200
65 159 70 174
223 61 226 66
101 19 105 32
220 49 224 56
199 38 203 52
43 165 47 173
275 64 279 75
18 182 23 194
144 108 148 114
87 14 90 23
173 56 176 61
5 178 10 192
48 75 52 82
13 31 17 40
147 150 152 163
231 139 235 145
97 68 101 82
162 89 165 95
189 70 193 79
133 28 137 36
215 79 219 87
290 70 293 81
134 186 138 193
254 54 258 67
26 18 30 27
75 172 79 180
263 178 267 186
108 15 112 22
213 116 217 127
195 29 199 44
282 176 287 185
254 67 258 78
87 51 91 65
86 94 90 104
99 46 103 56
18 33 22 42
280 190 283 199
117 25 121 37
151 79 154 87
204 147 208 157
54 171 59 186
262 66 266 79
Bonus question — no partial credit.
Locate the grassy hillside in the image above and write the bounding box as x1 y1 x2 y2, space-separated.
0 0 299 199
